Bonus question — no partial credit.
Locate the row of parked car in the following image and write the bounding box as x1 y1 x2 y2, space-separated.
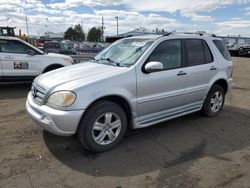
38 40 106 55
222 37 250 57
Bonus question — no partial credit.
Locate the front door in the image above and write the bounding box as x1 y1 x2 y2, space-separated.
0 39 41 80
136 39 187 125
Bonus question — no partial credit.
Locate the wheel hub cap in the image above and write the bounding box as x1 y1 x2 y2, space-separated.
92 112 122 145
210 91 223 113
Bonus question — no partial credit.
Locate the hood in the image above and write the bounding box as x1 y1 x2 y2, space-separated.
45 53 71 59
35 62 126 90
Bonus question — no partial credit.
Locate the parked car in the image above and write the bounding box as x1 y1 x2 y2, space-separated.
0 36 74 82
224 37 250 56
43 41 77 55
26 34 233 152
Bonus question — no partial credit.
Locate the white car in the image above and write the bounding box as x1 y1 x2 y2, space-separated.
0 36 74 82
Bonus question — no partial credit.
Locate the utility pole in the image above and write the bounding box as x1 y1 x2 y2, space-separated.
25 14 29 37
115 16 118 36
81 20 83 32
101 16 104 42
25 14 30 43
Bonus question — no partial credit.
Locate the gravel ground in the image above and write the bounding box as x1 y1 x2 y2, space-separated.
0 57 250 188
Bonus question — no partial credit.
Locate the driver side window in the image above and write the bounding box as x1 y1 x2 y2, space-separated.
149 40 182 70
0 39 32 54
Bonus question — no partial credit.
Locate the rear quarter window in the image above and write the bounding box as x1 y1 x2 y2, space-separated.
213 40 231 61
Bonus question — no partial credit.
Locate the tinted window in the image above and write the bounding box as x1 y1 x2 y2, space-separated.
186 39 204 66
246 39 250 44
203 41 213 63
213 40 231 61
0 40 31 54
44 43 60 48
149 40 182 70
53 43 60 48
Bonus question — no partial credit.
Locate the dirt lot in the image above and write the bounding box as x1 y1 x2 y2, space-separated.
0 57 250 188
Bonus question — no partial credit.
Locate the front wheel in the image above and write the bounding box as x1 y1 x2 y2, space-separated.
77 101 127 153
201 85 225 117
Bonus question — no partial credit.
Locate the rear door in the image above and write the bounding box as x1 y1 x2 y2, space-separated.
184 39 217 108
0 39 41 80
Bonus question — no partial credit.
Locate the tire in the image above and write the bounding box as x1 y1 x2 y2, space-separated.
77 101 127 153
201 85 225 117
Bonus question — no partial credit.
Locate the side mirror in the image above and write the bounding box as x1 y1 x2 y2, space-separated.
144 61 164 73
27 49 36 56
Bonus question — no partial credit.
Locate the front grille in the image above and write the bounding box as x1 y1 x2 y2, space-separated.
31 83 46 104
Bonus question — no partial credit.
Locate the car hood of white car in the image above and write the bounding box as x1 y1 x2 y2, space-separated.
45 52 71 59
35 62 127 90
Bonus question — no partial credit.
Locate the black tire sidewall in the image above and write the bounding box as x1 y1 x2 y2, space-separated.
202 85 225 117
78 101 127 152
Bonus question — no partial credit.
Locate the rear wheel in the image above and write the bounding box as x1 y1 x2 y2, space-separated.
201 85 225 117
78 101 127 153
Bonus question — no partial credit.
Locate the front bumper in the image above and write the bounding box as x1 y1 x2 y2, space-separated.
26 92 84 136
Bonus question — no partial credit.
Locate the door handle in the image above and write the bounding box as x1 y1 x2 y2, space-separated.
177 71 187 76
210 66 217 71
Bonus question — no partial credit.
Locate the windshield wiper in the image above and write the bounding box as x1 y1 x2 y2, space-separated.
100 57 120 67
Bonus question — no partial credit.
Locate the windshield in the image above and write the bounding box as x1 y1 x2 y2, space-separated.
21 39 44 54
94 38 154 67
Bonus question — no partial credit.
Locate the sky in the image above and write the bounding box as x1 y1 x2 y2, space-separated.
1 0 250 37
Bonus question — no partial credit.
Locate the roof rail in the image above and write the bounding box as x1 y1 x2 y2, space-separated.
161 31 217 37
163 30 176 36
182 31 217 37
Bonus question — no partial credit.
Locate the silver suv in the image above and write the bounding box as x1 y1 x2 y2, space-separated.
26 34 233 152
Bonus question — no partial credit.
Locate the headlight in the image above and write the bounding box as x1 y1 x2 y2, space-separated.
63 57 74 64
47 91 76 107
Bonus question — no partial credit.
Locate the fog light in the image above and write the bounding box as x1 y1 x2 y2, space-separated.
42 115 52 124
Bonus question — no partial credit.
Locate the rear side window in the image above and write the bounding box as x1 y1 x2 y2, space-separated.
213 40 231 61
203 41 213 63
186 39 204 66
44 43 60 48
185 39 213 66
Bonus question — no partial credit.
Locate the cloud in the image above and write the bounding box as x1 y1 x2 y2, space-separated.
31 7 61 14
216 19 250 36
125 0 250 22
47 0 122 10
217 20 250 28
1 0 250 36
245 7 250 15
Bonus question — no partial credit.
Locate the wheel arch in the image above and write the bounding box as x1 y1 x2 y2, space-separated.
42 64 64 73
81 95 133 129
211 79 228 93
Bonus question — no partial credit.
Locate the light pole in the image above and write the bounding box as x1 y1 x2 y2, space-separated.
115 16 118 36
25 15 29 37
